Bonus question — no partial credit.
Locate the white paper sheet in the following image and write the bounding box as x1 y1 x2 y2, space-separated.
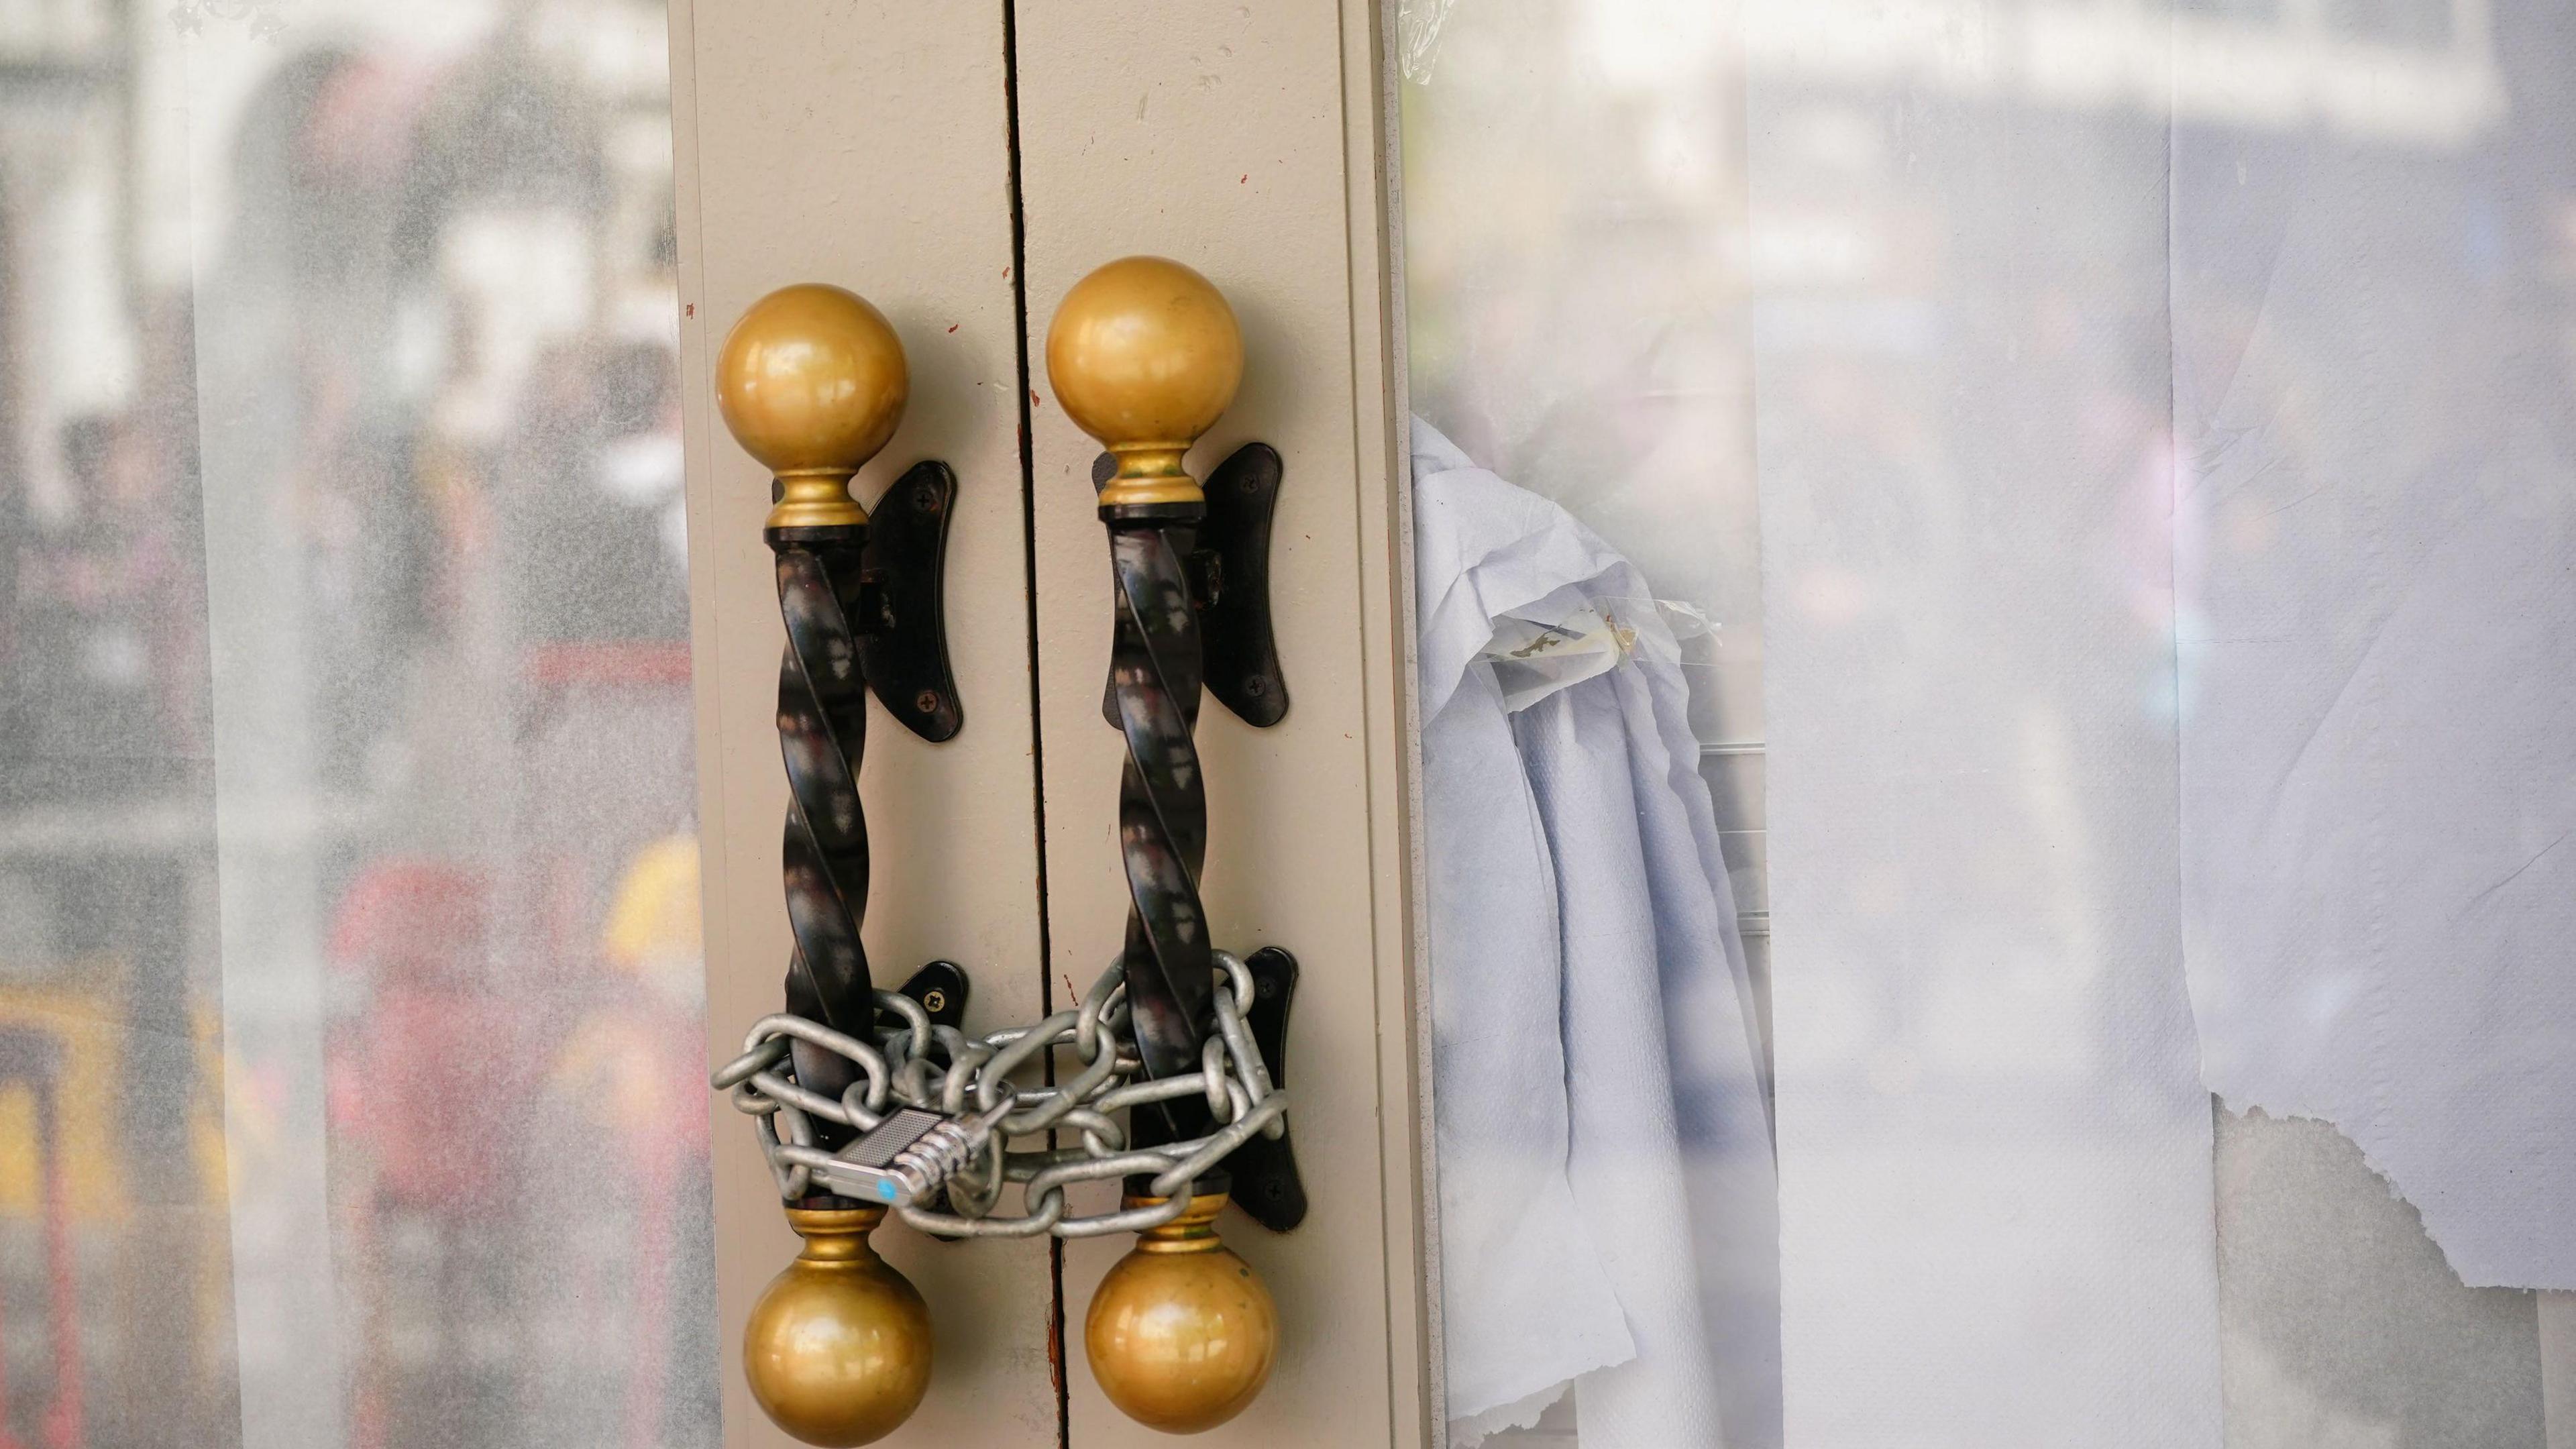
1746 40 2229 1449
2172 116 2576 1291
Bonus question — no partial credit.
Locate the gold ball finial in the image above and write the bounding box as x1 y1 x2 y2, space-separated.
741 1205 934 1446
1044 256 1243 510
1084 1193 1278 1434
716 284 908 531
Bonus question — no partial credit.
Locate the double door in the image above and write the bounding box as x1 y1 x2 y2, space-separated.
670 5 1427 1446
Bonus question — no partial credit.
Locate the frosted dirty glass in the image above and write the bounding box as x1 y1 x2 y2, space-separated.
1400 0 2576 1445
0 3 711 1447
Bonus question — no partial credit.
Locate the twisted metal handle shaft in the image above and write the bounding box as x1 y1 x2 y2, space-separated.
1107 516 1216 1144
1046 254 1246 1159
771 533 875 1133
714 280 909 1145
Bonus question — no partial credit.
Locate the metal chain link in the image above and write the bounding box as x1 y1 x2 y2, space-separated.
709 950 1288 1240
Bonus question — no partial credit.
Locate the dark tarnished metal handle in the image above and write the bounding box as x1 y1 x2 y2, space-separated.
1047 257 1295 1197
716 282 975 1448
1049 262 1297 1445
770 529 876 1123
1048 254 1244 1154
717 285 963 1169
1106 511 1217 1144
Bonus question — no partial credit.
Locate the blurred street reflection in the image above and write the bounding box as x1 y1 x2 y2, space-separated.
0 2 710 1446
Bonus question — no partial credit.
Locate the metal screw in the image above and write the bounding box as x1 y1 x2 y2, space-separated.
1242 676 1267 698
915 690 941 715
920 988 948 1014
914 484 941 513
1255 975 1279 1000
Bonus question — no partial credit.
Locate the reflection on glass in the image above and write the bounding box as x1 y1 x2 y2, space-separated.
1 3 709 1447
1403 0 2574 1444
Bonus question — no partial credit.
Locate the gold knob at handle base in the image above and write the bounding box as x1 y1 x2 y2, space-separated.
743 1205 934 1447
1085 1192 1279 1434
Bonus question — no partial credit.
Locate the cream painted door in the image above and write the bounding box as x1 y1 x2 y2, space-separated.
1009 3 1426 1447
669 3 1425 1448
666 4 1057 1448
1009 6 1426 1447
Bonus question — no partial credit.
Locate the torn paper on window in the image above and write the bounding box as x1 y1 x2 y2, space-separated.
2173 115 2576 1291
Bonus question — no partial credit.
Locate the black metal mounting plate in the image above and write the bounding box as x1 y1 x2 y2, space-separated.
860 460 963 743
1222 945 1307 1233
1091 443 1289 730
893 960 970 1030
1199 443 1289 728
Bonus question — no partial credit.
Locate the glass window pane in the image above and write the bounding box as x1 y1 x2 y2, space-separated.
1400 0 2573 1444
1 3 710 1446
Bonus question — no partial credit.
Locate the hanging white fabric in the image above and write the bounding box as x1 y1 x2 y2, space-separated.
1413 419 1780 1449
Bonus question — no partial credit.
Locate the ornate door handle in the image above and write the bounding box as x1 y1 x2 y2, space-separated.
712 283 963 1448
1046 256 1302 1435
702 268 1305 1442
720 284 967 1129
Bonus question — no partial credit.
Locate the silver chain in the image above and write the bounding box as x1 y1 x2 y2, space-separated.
709 951 1287 1239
